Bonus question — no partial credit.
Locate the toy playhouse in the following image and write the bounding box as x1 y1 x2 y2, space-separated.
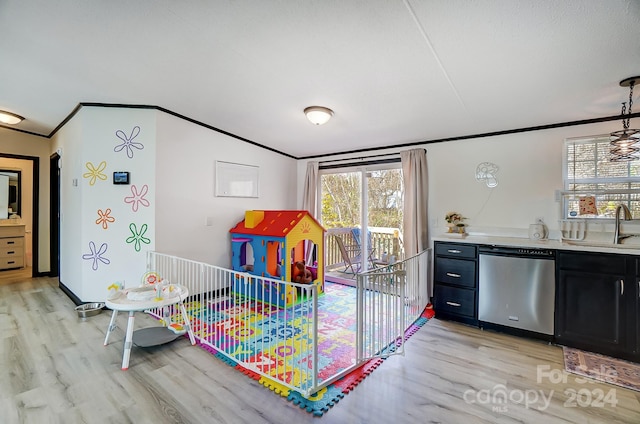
229 210 325 307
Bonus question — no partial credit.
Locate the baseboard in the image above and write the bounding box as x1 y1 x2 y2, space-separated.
58 280 83 306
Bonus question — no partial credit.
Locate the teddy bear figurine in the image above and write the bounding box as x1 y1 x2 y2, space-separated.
293 261 313 284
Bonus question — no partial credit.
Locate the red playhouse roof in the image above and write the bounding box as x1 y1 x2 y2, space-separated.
229 210 325 237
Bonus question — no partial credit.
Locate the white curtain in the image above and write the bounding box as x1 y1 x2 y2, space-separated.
302 161 319 265
302 161 319 217
401 149 430 301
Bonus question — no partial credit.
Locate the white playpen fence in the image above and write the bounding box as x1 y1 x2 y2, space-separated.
144 248 430 397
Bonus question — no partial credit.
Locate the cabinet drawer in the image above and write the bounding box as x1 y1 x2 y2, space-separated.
434 285 476 318
0 237 24 249
0 256 23 269
557 251 625 273
435 242 476 259
435 258 476 288
0 226 25 238
0 246 22 258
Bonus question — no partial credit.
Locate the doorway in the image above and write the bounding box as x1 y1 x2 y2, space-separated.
49 153 60 278
0 154 39 278
320 163 403 280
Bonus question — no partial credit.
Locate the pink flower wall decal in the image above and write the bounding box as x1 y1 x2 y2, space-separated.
124 184 150 212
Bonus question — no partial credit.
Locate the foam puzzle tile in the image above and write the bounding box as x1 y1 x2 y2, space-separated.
259 377 291 397
235 365 261 380
287 385 345 416
332 358 384 392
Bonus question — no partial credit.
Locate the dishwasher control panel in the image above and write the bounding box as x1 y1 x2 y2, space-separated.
516 248 554 256
479 246 555 258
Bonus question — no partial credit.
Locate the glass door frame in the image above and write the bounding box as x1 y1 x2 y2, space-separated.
318 161 402 274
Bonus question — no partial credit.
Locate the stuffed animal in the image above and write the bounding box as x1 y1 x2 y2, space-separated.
293 261 313 284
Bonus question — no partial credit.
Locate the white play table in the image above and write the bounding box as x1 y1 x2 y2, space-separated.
104 284 196 370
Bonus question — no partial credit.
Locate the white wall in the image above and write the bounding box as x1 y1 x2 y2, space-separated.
297 119 626 240
155 112 297 266
52 107 157 301
0 127 51 273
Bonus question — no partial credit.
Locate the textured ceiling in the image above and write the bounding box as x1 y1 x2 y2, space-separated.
1 0 639 158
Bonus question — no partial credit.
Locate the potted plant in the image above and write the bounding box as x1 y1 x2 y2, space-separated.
445 212 467 234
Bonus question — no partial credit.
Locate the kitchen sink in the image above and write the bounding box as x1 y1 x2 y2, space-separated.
563 239 640 250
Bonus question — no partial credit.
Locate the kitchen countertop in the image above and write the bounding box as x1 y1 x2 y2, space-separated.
432 234 640 255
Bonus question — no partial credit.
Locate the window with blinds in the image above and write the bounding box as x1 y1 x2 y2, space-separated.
563 135 640 218
564 135 640 218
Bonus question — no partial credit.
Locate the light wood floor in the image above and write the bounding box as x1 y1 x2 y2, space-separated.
0 276 638 423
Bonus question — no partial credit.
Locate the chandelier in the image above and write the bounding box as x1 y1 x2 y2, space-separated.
610 76 640 161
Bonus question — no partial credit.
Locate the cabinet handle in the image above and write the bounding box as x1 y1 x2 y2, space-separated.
620 279 624 296
446 272 461 278
447 249 462 254
7 251 14 254
446 301 461 307
638 280 640 299
7 241 14 244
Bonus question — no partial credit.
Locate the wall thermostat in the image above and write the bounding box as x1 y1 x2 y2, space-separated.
113 171 130 185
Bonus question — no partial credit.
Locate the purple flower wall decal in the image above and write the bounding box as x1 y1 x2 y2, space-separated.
114 126 144 158
82 241 110 270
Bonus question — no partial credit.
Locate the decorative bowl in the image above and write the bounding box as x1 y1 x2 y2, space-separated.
75 302 105 319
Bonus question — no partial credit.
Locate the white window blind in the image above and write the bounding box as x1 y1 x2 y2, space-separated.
563 135 640 218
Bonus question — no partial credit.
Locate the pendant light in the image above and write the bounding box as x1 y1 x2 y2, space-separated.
610 76 640 162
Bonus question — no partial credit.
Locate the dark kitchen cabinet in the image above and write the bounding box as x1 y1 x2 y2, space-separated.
433 242 478 325
556 251 638 361
634 259 640 357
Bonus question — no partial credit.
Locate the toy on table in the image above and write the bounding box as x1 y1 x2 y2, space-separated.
107 281 125 300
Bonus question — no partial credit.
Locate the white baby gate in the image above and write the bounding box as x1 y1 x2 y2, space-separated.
144 248 430 397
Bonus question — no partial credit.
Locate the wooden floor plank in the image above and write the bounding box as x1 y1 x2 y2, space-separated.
0 276 638 423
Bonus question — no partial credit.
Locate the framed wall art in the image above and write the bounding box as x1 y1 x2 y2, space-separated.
215 161 259 198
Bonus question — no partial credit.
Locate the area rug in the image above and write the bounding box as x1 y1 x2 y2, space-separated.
170 282 433 416
563 346 640 392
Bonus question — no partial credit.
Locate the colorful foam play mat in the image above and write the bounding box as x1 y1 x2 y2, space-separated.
168 282 433 416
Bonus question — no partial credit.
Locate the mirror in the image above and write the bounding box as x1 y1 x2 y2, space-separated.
0 170 21 219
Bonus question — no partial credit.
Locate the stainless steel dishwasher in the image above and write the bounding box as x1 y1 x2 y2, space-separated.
478 246 555 335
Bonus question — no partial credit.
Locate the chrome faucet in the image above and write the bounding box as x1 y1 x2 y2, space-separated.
614 203 633 244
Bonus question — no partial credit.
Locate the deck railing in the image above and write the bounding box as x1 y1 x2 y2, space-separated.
325 227 404 271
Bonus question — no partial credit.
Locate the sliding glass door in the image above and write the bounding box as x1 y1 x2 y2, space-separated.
320 163 403 280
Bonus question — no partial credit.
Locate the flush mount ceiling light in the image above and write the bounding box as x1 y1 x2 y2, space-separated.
610 76 640 162
304 106 333 125
0 110 24 125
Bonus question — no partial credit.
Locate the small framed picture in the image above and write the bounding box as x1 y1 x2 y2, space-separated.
113 171 130 185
